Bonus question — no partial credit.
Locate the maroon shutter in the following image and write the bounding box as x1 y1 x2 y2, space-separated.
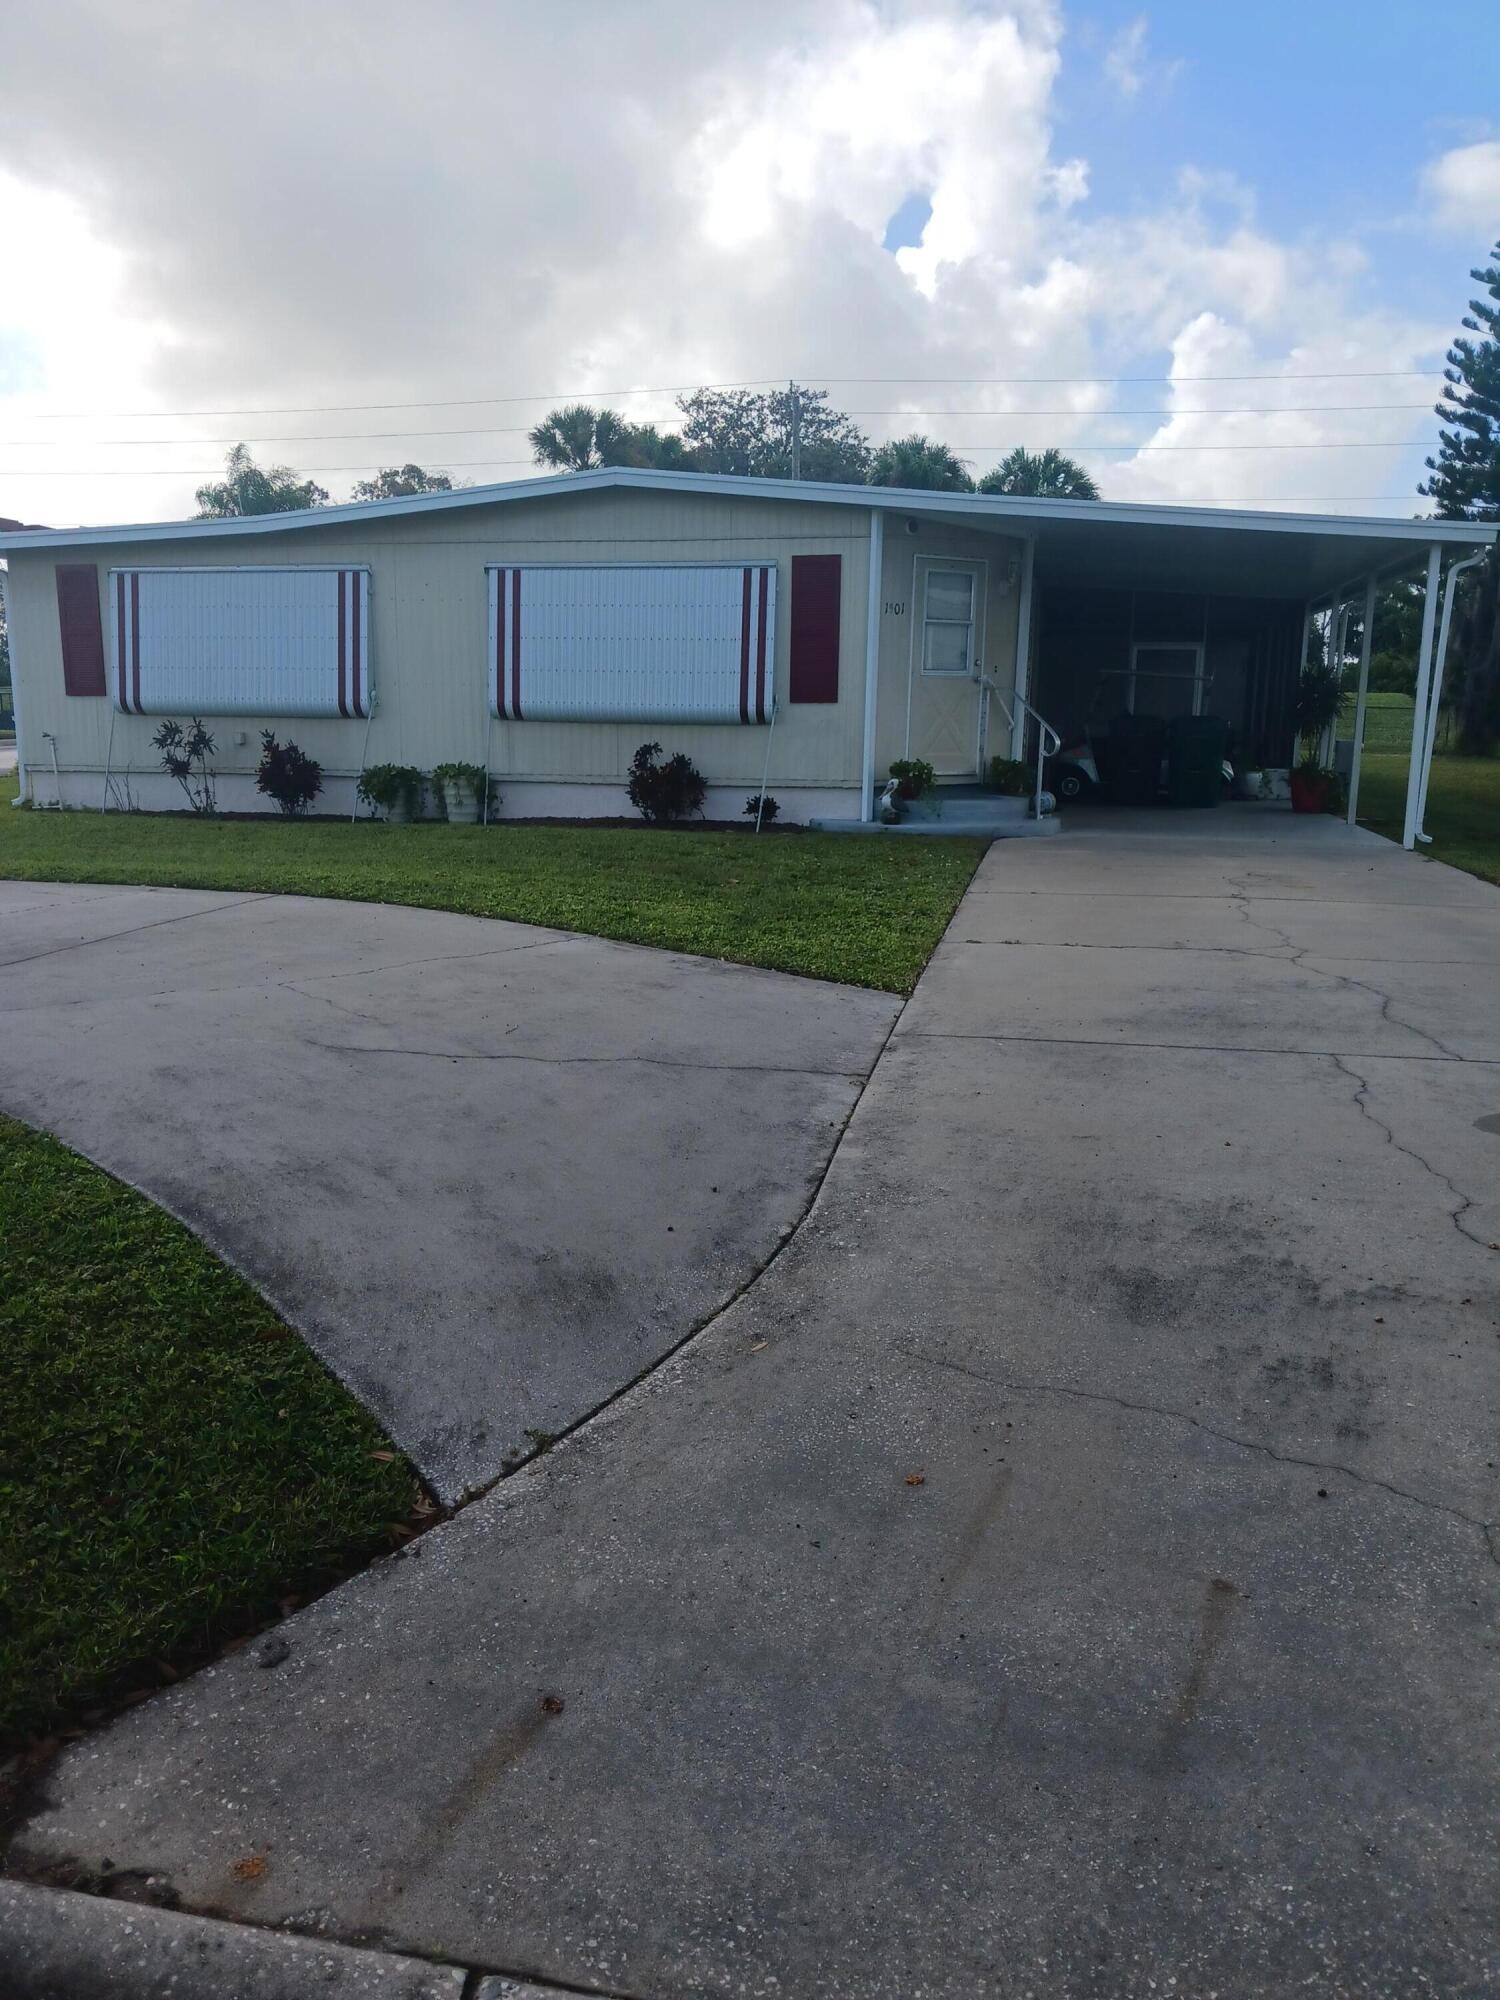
789 554 841 702
56 565 107 696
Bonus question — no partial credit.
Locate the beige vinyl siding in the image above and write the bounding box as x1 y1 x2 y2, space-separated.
5 487 871 800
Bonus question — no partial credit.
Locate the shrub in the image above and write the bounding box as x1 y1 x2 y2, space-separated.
888 757 935 801
152 717 217 815
356 764 426 819
627 742 707 824
255 731 323 816
743 793 780 823
986 756 1030 796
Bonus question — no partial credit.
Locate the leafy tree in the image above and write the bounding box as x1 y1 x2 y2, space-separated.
1419 237 1500 750
195 444 328 518
867 434 974 491
351 464 454 500
528 404 694 471
676 383 870 481
979 446 1100 501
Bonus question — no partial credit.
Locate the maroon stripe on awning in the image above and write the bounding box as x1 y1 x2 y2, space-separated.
335 572 349 718
129 573 141 714
502 568 516 716
510 568 522 720
351 572 363 716
116 573 129 710
738 567 752 724
754 565 769 723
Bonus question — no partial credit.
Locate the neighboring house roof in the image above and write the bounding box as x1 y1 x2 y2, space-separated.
0 515 47 533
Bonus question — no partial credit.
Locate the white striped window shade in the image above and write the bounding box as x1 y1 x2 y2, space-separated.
488 563 775 724
109 567 371 717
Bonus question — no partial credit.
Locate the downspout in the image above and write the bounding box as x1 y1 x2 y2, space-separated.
1414 548 1486 842
1009 536 1036 763
1401 543 1443 850
1345 574 1377 827
859 507 884 823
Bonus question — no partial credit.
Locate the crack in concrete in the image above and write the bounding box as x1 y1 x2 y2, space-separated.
896 1028 1493 1064
0 895 274 972
1331 1052 1494 1251
311 1039 870 1081
897 1345 1500 1568
1230 890 1469 1062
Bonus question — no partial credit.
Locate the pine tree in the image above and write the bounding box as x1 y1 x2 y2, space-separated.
1419 240 1500 750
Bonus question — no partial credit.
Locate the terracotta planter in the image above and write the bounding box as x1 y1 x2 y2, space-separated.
1288 769 1332 815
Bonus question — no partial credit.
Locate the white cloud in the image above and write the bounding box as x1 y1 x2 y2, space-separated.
1104 16 1149 98
1421 140 1500 237
0 1 1450 525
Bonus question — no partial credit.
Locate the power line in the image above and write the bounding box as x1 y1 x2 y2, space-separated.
0 402 1445 451
3 441 1442 478
1 368 1448 423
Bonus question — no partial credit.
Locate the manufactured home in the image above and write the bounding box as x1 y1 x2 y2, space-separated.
0 469 1491 842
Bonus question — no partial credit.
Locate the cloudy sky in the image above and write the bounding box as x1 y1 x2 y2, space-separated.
2 0 1498 528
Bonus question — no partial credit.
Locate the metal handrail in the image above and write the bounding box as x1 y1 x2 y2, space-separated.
981 678 1060 818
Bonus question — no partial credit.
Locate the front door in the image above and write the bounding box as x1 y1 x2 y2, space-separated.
906 558 986 776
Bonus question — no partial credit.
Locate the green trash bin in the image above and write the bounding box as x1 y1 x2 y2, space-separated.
1166 714 1228 808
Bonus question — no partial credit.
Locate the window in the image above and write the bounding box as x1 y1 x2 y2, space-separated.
921 567 976 676
1128 642 1206 718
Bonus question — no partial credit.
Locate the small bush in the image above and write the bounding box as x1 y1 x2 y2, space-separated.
152 717 217 816
986 756 1029 796
743 793 780 823
255 731 323 816
627 742 707 824
888 757 936 801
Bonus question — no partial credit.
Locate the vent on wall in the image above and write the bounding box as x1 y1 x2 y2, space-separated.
108 567 371 717
489 563 775 723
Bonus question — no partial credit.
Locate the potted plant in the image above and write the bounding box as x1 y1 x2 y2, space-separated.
356 764 426 823
1289 661 1346 815
888 758 936 802
432 761 489 825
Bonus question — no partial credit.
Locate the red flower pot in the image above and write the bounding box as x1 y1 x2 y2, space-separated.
1289 769 1331 814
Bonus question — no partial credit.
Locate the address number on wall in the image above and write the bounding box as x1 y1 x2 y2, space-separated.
883 600 907 615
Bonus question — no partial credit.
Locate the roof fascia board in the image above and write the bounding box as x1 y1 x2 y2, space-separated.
0 465 1494 555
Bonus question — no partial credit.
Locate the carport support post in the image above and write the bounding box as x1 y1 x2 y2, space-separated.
1402 542 1443 850
1009 536 1036 762
1345 574 1377 827
860 507 884 822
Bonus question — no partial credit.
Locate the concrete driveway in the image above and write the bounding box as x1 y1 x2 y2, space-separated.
8 817 1500 1997
0 883 898 1501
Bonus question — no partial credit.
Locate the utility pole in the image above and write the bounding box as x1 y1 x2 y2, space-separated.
789 379 802 481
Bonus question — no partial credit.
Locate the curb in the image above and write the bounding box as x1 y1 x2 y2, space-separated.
0 1879 576 2000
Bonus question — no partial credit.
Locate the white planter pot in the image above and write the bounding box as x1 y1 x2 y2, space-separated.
442 780 480 825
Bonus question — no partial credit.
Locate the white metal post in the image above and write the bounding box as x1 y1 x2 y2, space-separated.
1402 543 1443 850
859 508 884 823
1346 574 1376 826
1415 549 1486 840
0 567 28 805
1009 536 1036 763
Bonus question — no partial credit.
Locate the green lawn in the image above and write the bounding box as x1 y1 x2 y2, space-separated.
1355 749 1500 888
0 1116 418 1752
0 776 985 993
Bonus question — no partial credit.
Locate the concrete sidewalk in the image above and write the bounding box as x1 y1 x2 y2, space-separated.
7 821 1500 1996
0 883 897 1501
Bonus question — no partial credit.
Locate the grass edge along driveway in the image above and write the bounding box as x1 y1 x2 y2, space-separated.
0 1116 420 1754
0 778 986 995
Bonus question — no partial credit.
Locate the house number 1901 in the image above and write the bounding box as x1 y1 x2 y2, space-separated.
883 600 906 615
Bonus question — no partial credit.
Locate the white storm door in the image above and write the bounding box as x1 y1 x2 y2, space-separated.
906 559 985 776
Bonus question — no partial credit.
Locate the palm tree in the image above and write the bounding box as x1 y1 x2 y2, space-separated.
867 435 973 491
978 447 1100 501
528 405 630 471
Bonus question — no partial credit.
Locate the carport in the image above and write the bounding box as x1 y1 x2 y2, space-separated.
993 499 1496 846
